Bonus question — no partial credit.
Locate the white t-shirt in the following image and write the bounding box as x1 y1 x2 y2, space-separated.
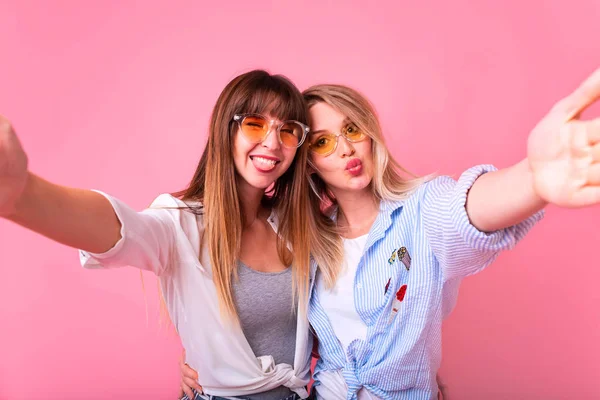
78 192 312 399
317 234 369 355
316 234 381 400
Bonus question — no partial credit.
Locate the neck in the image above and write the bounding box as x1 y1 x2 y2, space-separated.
333 186 379 238
237 180 267 228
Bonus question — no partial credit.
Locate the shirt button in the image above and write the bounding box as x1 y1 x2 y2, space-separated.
356 283 363 289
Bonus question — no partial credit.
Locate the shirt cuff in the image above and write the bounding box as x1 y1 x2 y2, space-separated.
449 164 545 253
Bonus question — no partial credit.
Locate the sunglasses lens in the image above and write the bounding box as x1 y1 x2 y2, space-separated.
308 133 337 155
280 122 304 148
240 116 268 142
345 123 366 142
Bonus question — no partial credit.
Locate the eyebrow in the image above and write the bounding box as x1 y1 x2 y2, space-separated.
310 117 352 135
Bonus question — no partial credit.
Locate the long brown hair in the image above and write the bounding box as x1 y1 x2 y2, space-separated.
173 70 312 320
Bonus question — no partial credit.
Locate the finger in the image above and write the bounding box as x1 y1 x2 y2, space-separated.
183 376 203 391
182 379 198 398
0 116 11 132
592 143 600 162
181 383 194 400
566 122 591 159
183 364 198 380
566 120 600 158
555 67 600 119
572 185 600 207
588 163 600 186
586 118 600 145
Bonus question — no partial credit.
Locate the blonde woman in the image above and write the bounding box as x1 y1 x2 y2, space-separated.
0 70 338 400
177 68 600 400
300 69 600 400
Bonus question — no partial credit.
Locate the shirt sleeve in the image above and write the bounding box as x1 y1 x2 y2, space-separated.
421 164 544 281
78 192 182 276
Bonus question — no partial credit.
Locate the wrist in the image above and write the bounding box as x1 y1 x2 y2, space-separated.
2 170 32 218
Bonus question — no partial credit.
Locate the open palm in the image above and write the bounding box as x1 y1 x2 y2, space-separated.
528 68 600 208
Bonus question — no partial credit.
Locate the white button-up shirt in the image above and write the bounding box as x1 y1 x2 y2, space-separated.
79 192 312 398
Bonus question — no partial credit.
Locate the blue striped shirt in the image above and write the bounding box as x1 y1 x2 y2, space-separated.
308 165 544 400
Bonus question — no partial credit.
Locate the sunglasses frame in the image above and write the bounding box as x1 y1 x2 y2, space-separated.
232 113 310 149
308 127 368 157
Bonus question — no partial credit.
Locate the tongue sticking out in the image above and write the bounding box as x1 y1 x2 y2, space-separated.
251 156 277 172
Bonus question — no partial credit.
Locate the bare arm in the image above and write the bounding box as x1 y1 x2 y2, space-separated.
466 67 600 232
466 159 547 232
1 116 121 254
6 173 122 253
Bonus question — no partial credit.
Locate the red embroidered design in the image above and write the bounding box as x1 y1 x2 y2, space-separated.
396 284 407 302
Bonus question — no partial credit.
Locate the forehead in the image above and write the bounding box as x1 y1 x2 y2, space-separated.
240 88 304 123
308 102 348 130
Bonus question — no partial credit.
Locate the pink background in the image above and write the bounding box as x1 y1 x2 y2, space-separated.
1 1 600 399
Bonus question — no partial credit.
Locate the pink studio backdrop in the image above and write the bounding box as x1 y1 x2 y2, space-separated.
1 1 599 399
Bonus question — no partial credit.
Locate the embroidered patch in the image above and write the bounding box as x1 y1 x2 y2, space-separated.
384 277 391 294
398 246 411 271
388 248 398 264
396 284 407 301
388 284 408 324
388 246 411 271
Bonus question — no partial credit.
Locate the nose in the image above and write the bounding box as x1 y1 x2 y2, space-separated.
260 124 281 150
337 135 355 158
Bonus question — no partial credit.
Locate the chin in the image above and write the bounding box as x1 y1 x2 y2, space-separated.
248 176 279 190
348 176 371 190
236 171 279 191
349 184 370 192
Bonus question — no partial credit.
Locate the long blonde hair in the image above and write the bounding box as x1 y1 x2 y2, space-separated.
173 70 313 320
303 84 432 288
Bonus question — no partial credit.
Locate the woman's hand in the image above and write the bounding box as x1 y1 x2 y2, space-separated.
528 67 600 207
0 115 29 216
179 350 203 399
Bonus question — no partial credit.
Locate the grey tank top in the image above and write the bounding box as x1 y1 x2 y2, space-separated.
232 261 297 400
